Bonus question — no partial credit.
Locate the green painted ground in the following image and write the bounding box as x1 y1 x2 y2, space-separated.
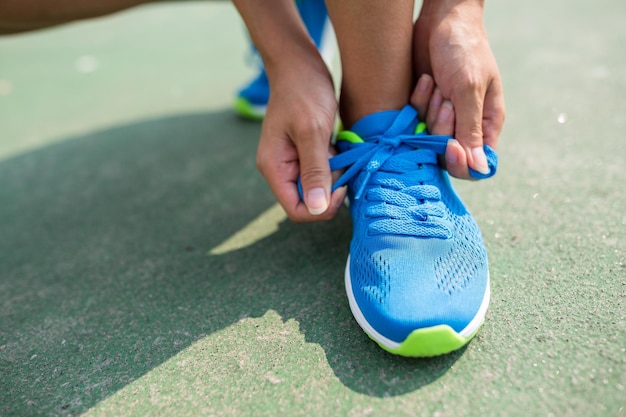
1 1 624 416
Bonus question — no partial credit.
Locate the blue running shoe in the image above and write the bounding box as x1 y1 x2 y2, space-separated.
234 0 335 120
327 105 498 357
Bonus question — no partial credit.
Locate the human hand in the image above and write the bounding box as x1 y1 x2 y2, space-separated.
412 0 505 179
257 58 346 222
411 73 462 166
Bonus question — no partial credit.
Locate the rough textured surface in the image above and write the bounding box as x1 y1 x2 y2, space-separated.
0 1 624 416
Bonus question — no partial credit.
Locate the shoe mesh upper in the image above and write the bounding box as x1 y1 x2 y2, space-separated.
351 238 391 307
434 198 486 295
330 105 497 342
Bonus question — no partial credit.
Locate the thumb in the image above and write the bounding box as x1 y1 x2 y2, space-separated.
295 125 333 216
453 88 490 175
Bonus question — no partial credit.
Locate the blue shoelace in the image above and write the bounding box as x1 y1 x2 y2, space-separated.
299 105 497 239
334 108 451 239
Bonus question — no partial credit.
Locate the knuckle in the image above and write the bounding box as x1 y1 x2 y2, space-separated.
467 125 484 140
299 166 328 185
450 71 485 97
292 116 330 142
457 124 483 147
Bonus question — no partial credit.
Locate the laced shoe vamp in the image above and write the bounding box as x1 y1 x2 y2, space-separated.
347 147 489 343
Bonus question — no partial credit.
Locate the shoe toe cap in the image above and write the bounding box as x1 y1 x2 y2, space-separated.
349 235 489 343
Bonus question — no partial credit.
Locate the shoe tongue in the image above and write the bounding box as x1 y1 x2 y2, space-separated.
351 110 413 139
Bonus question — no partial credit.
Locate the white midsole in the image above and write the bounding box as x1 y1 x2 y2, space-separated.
344 255 491 349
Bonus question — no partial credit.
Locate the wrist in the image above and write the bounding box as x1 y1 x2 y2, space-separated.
233 0 329 86
264 44 330 89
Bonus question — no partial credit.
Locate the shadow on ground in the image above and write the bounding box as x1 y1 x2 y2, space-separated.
0 111 462 416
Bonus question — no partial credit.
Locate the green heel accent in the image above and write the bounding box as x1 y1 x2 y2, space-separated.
337 121 427 144
337 130 364 144
233 97 265 121
373 323 482 358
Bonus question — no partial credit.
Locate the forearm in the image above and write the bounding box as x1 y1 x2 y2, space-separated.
419 0 484 21
232 0 328 83
0 0 148 33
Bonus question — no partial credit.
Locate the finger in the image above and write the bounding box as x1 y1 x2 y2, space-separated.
426 87 443 130
444 139 471 179
256 134 304 220
286 148 346 222
430 100 471 179
330 185 348 211
294 119 334 216
263 160 341 223
452 86 490 175
430 100 455 136
410 74 435 121
481 77 506 150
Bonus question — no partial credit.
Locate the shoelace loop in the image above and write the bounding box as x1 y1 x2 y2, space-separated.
330 133 449 200
329 106 496 239
297 105 498 239
335 141 452 238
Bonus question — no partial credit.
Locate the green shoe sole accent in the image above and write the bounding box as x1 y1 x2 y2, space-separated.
337 130 364 144
371 323 482 358
233 97 266 121
336 120 427 144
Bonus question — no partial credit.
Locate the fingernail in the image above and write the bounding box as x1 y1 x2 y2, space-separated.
306 187 328 215
438 101 453 123
471 146 490 175
446 139 459 165
417 74 431 92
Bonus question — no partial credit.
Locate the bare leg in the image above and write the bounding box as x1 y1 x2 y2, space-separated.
0 0 150 34
325 0 415 129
